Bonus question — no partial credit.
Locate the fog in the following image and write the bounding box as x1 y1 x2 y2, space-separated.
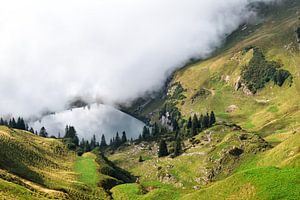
0 0 278 137
0 0 277 118
30 104 145 141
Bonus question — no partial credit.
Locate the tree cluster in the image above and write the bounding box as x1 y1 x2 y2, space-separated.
187 111 216 137
0 117 27 130
109 131 128 149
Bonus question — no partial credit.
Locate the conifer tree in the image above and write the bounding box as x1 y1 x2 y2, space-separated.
138 155 143 162
142 126 150 140
39 127 48 137
115 132 121 147
209 111 216 126
151 122 160 138
158 140 169 157
28 127 34 133
90 134 97 150
203 113 210 128
100 134 107 148
191 114 199 136
121 131 127 143
187 117 192 129
174 135 182 157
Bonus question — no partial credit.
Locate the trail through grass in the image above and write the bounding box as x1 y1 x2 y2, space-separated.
74 152 100 187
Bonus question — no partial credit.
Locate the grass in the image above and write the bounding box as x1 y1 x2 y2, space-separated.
182 167 300 200
74 152 99 187
111 181 181 200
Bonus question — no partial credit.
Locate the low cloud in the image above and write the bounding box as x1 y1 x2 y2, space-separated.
30 104 145 141
0 0 276 118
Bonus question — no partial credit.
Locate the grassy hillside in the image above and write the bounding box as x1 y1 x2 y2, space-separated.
0 126 135 199
109 1 300 199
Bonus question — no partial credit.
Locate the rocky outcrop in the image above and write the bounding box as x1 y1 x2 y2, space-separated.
234 76 253 96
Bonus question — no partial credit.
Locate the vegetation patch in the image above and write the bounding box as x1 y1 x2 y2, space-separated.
240 47 292 93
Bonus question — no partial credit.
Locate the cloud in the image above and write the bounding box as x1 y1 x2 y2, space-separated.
0 0 276 118
30 104 145 141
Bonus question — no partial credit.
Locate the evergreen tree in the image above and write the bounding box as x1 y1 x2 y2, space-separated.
142 126 150 140
209 111 216 126
173 120 179 132
191 114 199 136
90 134 97 150
121 131 127 143
64 125 79 146
203 113 210 128
151 122 160 138
84 140 91 152
158 140 169 157
16 117 26 130
39 127 48 137
100 134 107 148
114 132 121 147
29 127 34 134
138 156 143 162
80 138 85 149
187 117 192 129
174 136 182 157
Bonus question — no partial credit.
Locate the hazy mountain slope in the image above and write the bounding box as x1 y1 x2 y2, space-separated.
170 0 300 136
108 1 300 199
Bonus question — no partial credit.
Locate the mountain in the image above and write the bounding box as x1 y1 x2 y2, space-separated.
1 1 300 200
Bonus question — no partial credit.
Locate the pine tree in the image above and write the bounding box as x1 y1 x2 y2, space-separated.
174 136 182 157
158 140 169 157
173 120 179 132
151 122 160 138
138 156 143 162
121 131 127 143
187 117 192 129
100 134 107 148
39 127 48 137
191 114 199 136
29 127 34 133
209 111 216 126
115 132 121 147
203 113 210 128
90 134 97 150
142 126 150 140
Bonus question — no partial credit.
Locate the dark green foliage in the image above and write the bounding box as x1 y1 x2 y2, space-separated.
210 111 216 126
168 82 186 100
0 117 28 131
90 134 97 150
273 69 291 87
241 48 291 93
142 126 150 141
158 140 169 157
151 122 160 138
173 136 182 157
187 117 192 129
191 114 199 136
100 134 107 148
121 131 127 144
138 156 143 162
64 125 79 146
296 27 300 39
39 127 48 137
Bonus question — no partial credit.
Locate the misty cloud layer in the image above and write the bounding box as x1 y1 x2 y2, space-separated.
0 0 276 117
30 104 145 141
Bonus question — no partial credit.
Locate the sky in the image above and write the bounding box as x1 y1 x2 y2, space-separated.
0 0 278 118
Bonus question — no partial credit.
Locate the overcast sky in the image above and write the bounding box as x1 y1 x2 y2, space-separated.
0 0 277 118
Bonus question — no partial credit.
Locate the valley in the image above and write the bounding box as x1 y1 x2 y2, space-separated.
1 0 300 200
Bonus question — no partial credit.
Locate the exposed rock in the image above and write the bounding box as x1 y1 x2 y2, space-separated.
226 105 239 113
